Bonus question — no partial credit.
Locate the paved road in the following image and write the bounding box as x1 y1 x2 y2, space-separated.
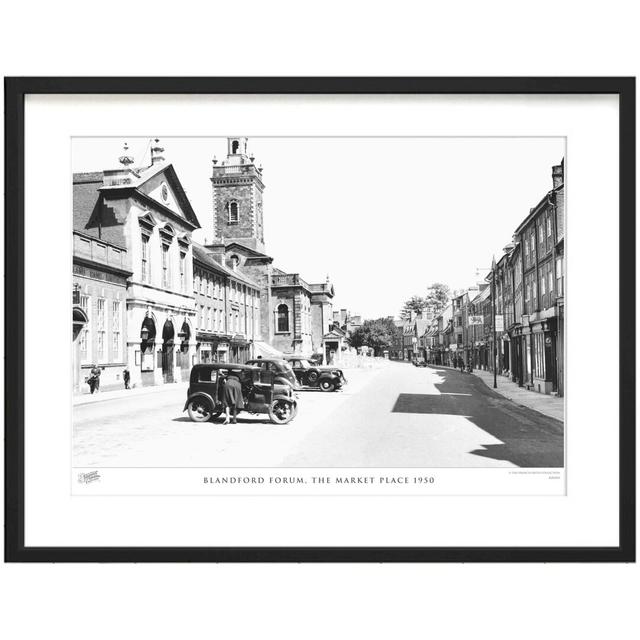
73 362 563 468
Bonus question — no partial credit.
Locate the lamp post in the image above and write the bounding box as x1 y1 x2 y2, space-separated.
491 256 497 389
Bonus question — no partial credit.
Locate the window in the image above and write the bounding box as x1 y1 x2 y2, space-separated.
547 216 552 237
180 252 186 292
141 235 150 283
457 334 463 345
96 298 106 360
162 244 171 288
207 307 213 331
112 301 121 361
79 327 89 361
200 305 205 330
540 273 546 296
556 257 564 296
277 304 289 332
533 332 546 378
539 223 544 243
228 201 239 224
548 269 554 293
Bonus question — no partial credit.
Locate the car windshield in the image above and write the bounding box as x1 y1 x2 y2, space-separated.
297 360 311 369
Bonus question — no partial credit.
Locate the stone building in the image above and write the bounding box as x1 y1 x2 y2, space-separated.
73 141 200 390
72 229 131 392
507 159 565 395
192 242 261 364
206 137 336 359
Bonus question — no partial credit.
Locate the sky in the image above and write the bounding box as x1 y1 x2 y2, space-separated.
72 136 565 319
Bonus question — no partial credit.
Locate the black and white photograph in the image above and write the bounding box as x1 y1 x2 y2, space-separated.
71 135 566 486
6 77 632 562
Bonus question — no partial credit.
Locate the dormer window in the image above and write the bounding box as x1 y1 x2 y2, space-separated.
227 201 239 224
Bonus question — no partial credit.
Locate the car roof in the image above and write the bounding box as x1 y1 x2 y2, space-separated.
192 363 259 371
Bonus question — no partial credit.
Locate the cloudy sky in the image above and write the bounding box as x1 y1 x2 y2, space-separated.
72 136 565 319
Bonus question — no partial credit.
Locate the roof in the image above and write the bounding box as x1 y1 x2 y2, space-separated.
192 242 260 289
73 172 127 246
74 161 201 235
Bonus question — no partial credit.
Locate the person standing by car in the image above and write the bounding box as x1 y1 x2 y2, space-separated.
89 363 102 394
222 372 244 425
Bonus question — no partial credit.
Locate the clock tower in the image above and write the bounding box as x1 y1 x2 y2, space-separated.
210 137 266 253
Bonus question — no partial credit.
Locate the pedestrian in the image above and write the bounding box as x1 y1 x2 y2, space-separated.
123 367 130 390
222 371 244 425
89 363 102 393
459 358 465 373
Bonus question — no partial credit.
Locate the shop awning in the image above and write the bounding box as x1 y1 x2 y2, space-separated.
253 341 285 359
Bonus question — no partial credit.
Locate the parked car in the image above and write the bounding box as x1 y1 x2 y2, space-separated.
413 357 428 367
245 358 301 390
184 363 297 425
285 356 347 392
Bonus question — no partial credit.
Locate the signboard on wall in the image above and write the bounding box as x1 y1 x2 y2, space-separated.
495 315 504 332
468 316 483 325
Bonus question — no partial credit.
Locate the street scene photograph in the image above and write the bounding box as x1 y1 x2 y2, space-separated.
72 136 565 470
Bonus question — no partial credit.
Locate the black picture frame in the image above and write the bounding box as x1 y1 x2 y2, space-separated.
4 77 635 563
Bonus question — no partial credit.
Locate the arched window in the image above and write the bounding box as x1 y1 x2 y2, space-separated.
231 140 239 154
277 304 289 333
227 201 239 224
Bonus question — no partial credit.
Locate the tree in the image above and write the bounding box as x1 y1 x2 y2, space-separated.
400 295 428 320
348 317 397 356
426 282 450 314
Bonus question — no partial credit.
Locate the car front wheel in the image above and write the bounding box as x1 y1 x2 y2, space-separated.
187 399 215 423
319 380 335 392
268 399 295 425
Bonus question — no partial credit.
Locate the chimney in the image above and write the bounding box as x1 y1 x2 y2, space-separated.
552 159 564 189
150 138 165 165
204 243 226 265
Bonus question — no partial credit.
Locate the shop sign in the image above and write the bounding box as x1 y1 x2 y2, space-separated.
495 315 504 332
468 316 483 325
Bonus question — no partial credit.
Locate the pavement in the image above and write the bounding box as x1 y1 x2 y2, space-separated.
434 364 564 421
73 360 564 468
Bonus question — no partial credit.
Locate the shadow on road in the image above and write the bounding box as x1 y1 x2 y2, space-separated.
392 367 564 468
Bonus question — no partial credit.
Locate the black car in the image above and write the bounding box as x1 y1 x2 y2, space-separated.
245 358 301 390
183 363 297 425
285 357 347 392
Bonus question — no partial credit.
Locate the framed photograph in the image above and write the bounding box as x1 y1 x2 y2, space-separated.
5 77 635 562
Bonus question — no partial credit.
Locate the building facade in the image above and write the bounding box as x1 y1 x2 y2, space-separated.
207 137 336 359
72 231 131 392
508 160 565 394
192 243 261 365
73 141 200 391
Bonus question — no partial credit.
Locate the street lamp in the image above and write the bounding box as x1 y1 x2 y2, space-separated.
491 256 497 389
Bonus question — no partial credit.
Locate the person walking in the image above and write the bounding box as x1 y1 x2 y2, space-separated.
89 364 102 393
459 357 465 373
123 367 130 390
222 371 244 425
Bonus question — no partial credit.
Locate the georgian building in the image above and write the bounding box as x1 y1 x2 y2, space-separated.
507 159 565 395
73 141 199 390
192 242 261 364
72 229 131 392
205 137 337 360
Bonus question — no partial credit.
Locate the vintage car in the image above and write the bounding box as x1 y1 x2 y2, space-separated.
284 356 347 392
412 357 428 367
184 363 298 425
245 358 301 390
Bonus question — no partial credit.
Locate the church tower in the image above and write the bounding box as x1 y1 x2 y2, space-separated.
210 137 266 253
